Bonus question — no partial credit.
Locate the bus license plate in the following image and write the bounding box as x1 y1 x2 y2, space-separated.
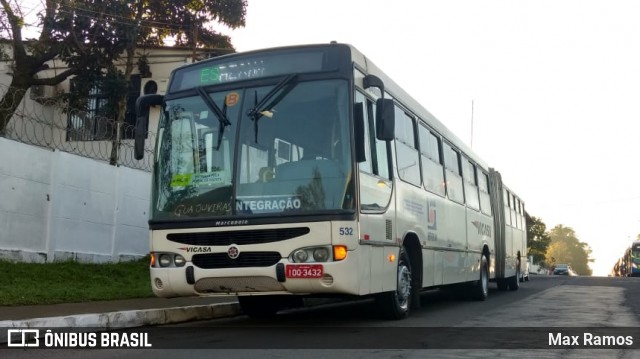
285 264 323 278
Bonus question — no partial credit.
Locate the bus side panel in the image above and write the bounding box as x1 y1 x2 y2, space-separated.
359 211 398 294
440 199 468 285
394 180 449 288
488 168 506 279
465 208 493 282
504 225 515 278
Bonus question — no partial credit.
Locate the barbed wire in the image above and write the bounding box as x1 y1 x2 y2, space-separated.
0 84 155 172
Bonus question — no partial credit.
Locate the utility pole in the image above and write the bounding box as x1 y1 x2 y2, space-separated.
470 99 474 148
192 26 198 62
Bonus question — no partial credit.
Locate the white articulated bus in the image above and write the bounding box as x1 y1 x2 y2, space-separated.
135 42 527 319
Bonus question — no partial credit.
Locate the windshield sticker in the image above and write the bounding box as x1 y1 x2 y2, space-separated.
170 172 227 187
192 172 227 187
236 195 302 213
170 174 192 187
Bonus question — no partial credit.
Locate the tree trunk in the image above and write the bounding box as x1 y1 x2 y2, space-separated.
109 45 137 166
0 83 29 135
109 97 126 165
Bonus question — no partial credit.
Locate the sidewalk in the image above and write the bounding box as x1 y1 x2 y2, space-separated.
0 296 241 331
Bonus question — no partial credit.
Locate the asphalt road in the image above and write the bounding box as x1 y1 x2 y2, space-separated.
4 275 640 359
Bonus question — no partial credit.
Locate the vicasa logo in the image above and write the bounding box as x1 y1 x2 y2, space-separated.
471 221 492 237
179 247 212 253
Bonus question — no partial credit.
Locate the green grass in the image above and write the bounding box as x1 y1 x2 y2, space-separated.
0 257 154 306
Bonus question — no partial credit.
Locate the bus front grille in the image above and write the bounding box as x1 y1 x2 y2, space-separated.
192 252 282 269
167 227 310 246
194 276 285 293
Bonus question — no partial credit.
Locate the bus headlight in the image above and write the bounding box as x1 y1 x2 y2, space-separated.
289 246 333 263
293 249 309 263
159 254 172 267
174 255 186 267
313 248 330 262
151 252 188 268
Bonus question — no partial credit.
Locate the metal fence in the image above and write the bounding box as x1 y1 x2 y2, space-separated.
0 84 156 172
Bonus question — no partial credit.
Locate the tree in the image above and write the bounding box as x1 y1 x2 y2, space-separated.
0 0 127 134
0 0 247 155
545 224 593 276
526 214 552 267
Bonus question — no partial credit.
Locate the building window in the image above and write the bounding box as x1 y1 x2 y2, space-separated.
67 75 141 141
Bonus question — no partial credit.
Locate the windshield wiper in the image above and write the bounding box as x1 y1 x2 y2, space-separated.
197 87 230 150
247 74 298 143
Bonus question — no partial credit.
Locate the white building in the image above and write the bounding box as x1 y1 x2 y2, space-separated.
0 43 231 262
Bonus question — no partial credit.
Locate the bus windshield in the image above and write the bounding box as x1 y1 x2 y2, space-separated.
152 79 353 220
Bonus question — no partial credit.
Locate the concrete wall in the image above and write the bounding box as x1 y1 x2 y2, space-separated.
0 137 151 263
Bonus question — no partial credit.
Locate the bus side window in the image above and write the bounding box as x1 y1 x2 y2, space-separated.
394 105 420 186
356 91 392 210
478 171 492 215
463 158 480 211
504 189 512 226
418 124 445 197
368 98 390 180
443 142 464 204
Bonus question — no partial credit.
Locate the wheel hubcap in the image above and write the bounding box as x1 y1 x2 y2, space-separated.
481 264 488 295
397 264 411 309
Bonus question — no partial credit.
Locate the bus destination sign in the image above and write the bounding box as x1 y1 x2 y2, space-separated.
171 48 335 92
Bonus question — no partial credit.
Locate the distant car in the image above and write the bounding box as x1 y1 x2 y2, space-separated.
569 268 579 276
553 264 573 276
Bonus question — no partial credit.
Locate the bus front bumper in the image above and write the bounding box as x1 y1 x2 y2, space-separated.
150 255 362 298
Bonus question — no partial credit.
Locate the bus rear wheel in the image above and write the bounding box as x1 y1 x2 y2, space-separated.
376 247 412 320
508 261 521 291
470 255 489 301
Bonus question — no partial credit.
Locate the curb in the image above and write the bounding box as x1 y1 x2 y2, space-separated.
0 302 241 344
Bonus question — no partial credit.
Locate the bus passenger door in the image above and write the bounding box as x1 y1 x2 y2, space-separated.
355 92 396 295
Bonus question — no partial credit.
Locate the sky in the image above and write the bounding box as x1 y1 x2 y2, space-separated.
220 0 640 276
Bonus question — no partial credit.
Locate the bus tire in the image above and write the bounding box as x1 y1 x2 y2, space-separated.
508 262 520 291
471 255 489 301
497 278 508 291
376 247 412 320
238 295 280 318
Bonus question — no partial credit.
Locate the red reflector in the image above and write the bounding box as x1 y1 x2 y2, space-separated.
364 234 370 240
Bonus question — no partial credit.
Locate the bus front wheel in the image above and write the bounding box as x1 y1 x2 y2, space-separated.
376 247 412 320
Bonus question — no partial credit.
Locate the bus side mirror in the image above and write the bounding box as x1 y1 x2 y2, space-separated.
375 98 395 141
134 94 163 160
363 74 395 142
